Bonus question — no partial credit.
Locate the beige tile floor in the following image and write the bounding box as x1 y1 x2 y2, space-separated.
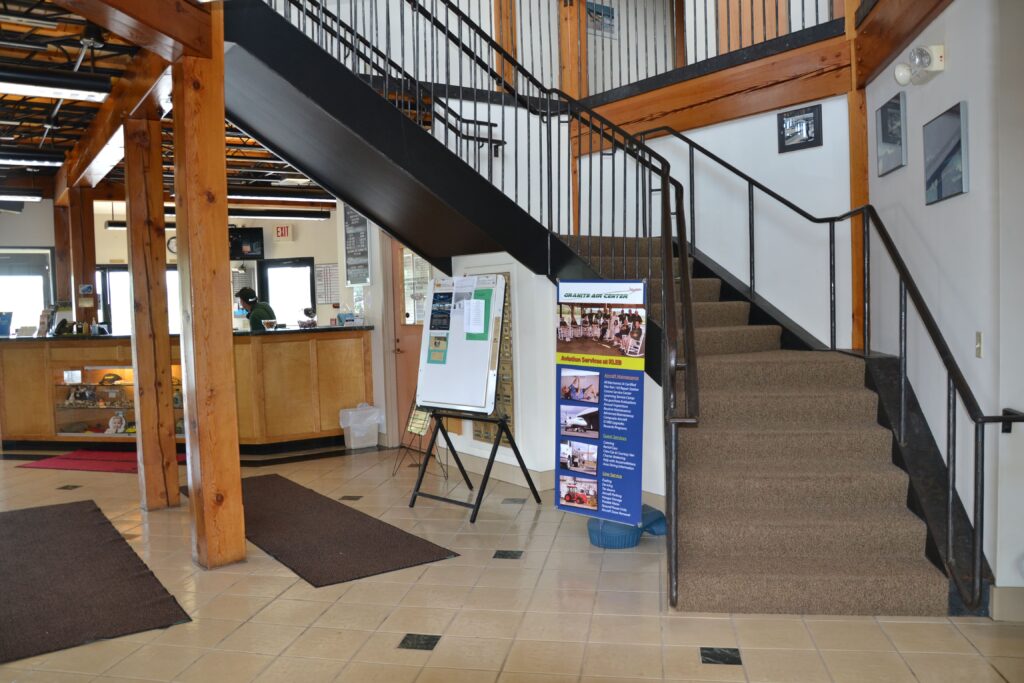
0 449 1022 682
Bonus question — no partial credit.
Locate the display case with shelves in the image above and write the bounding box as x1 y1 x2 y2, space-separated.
53 365 185 438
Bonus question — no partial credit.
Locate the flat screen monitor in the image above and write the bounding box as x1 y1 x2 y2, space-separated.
229 227 264 260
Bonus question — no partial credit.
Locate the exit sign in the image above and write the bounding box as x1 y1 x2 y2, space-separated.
273 225 293 241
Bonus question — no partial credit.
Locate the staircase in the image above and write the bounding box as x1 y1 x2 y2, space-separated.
226 0 957 615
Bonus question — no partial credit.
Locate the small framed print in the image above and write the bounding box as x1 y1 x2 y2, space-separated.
924 101 969 205
876 91 907 176
777 104 823 153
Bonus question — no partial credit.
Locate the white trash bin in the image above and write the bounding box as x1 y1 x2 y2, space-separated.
339 403 382 449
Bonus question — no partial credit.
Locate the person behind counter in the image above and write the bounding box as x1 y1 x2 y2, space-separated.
235 287 277 332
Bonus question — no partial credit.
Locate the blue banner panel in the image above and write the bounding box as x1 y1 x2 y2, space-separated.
555 280 646 525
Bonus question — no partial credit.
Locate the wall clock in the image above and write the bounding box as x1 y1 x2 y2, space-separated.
167 236 177 254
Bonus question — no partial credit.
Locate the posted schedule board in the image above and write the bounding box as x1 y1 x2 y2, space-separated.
416 275 505 414
555 280 646 525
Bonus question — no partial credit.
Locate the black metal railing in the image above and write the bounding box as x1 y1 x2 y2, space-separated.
645 126 1024 610
260 0 701 607
513 0 838 97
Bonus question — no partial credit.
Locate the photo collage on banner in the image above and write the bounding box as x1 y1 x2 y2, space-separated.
555 280 645 525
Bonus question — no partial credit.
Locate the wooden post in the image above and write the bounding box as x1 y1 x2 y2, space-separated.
67 187 96 322
846 0 866 349
171 3 246 568
674 0 686 68
52 204 72 305
559 0 588 99
124 117 180 511
493 0 517 88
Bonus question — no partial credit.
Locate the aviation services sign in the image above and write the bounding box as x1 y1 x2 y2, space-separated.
554 280 645 524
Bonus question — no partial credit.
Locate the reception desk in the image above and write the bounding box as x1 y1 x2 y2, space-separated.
0 327 374 449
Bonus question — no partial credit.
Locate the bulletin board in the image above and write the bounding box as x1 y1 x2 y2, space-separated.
416 274 506 414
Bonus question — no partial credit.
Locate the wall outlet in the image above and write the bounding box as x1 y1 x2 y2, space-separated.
976 332 983 359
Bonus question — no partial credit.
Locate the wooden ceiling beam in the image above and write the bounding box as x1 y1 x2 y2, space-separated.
49 0 212 62
853 0 954 87
54 48 169 204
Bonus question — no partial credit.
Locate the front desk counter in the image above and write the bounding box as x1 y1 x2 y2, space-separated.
0 326 374 449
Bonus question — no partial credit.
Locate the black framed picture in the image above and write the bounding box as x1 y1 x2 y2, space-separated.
777 104 823 153
924 101 969 205
876 91 907 176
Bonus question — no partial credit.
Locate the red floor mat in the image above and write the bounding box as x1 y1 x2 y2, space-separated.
19 450 185 474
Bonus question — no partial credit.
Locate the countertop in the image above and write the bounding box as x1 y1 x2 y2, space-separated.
0 325 374 343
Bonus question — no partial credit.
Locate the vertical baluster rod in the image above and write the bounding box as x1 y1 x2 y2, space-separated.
748 182 755 296
829 219 836 350
899 279 908 443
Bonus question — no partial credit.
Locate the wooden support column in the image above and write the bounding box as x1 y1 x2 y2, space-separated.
67 187 96 322
559 0 588 99
493 0 517 87
171 3 245 568
846 0 866 349
124 118 180 511
52 204 72 305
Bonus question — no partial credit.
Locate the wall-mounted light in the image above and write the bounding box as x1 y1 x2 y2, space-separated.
894 45 945 86
0 65 111 102
0 147 64 167
0 187 43 202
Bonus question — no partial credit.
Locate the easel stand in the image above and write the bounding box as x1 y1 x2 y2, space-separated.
409 410 541 523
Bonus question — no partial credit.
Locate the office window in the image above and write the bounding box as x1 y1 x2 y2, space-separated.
258 257 315 328
0 249 53 334
98 267 181 336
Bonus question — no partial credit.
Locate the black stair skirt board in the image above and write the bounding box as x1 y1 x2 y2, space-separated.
221 0 667 385
865 356 993 616
690 246 826 352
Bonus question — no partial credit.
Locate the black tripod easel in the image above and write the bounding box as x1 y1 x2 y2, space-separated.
409 409 541 523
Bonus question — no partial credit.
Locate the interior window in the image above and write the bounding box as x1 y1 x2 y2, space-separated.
257 257 315 327
0 249 53 334
401 248 432 325
99 267 181 336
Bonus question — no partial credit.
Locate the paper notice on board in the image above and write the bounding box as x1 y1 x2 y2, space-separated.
453 276 477 292
464 298 486 335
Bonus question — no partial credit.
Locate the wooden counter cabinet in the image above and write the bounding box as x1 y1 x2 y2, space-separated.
0 328 374 449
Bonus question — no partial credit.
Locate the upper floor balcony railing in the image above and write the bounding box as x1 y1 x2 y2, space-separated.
508 0 842 100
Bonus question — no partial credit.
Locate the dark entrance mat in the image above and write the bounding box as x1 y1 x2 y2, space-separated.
0 500 189 664
183 474 457 587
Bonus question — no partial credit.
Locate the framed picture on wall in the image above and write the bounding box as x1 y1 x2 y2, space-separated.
876 92 907 176
924 101 969 205
777 104 822 153
585 2 616 39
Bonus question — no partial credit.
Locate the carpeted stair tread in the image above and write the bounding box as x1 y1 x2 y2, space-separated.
692 301 750 328
679 426 894 469
677 555 949 616
700 386 878 426
678 506 930 560
681 468 909 510
696 350 865 389
695 325 782 355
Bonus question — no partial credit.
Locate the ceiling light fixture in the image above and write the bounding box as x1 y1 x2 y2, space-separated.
0 187 43 202
226 188 334 203
106 208 330 228
0 12 59 29
0 65 111 103
0 147 64 167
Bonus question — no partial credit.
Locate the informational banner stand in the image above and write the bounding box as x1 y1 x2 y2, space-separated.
554 280 646 526
409 274 541 522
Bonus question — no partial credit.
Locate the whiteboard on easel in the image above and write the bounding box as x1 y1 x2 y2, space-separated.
416 274 505 414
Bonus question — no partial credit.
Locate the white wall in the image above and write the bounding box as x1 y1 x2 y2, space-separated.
647 95 854 347
0 199 55 248
866 0 1022 591
994 0 1024 603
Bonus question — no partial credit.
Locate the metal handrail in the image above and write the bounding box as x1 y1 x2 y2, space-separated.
644 125 1023 610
